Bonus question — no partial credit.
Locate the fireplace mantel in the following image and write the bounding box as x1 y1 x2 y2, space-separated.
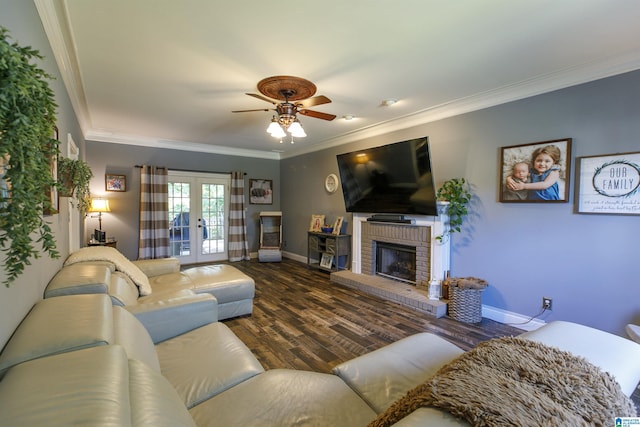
351 212 450 284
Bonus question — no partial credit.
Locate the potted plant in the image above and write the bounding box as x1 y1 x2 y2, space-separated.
58 157 93 214
436 178 472 242
0 26 60 286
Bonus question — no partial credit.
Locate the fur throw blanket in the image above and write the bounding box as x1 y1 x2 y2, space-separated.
369 337 636 427
64 246 152 296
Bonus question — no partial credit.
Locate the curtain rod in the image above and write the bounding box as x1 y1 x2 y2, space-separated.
134 165 246 175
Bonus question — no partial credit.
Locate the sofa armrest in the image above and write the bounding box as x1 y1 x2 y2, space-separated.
126 293 218 343
332 333 464 414
132 257 180 277
519 320 640 396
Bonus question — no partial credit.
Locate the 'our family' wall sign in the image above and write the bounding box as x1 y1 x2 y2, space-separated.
576 151 640 215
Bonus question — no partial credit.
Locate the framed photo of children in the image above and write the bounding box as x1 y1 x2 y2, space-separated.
576 151 640 215
499 138 572 203
106 174 126 192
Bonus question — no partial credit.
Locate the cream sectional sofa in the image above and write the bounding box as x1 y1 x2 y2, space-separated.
1 258 639 425
45 247 255 330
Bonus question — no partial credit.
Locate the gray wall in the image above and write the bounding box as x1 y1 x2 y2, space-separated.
281 70 640 336
85 141 279 260
0 0 86 349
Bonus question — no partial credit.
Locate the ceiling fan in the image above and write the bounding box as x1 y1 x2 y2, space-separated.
232 76 336 141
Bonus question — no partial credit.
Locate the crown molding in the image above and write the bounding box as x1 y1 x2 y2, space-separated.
85 131 281 160
281 49 640 159
35 0 91 137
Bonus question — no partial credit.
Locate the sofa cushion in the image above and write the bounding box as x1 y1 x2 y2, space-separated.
147 271 193 291
184 265 255 303
129 358 196 427
155 321 264 408
332 332 464 413
189 369 377 427
45 263 111 298
148 264 255 304
126 291 218 344
109 271 140 306
0 346 131 426
132 257 181 277
0 294 113 377
0 345 195 427
112 306 161 372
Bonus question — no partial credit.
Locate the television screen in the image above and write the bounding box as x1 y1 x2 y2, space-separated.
336 137 437 215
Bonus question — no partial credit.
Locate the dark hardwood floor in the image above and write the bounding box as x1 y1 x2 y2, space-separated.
222 258 522 373
221 258 640 412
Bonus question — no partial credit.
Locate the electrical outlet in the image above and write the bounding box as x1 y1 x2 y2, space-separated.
542 297 552 311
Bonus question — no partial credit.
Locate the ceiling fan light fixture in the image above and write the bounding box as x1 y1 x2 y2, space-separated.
233 76 336 142
266 117 281 135
269 124 287 139
288 119 306 138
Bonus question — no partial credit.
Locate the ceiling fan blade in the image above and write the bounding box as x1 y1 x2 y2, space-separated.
246 93 277 105
298 109 337 121
231 108 271 113
297 95 332 108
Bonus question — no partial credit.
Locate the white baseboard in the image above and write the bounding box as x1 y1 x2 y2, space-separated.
283 251 306 264
482 305 545 332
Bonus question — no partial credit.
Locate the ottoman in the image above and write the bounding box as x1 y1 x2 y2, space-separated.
148 264 255 320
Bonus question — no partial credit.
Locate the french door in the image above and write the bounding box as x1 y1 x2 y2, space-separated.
168 171 230 264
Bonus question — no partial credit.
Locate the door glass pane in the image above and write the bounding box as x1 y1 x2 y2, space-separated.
202 183 225 255
168 182 190 257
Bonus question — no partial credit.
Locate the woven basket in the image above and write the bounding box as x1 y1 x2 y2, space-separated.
448 287 483 323
446 277 487 323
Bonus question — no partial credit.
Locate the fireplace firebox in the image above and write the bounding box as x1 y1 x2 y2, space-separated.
375 242 417 285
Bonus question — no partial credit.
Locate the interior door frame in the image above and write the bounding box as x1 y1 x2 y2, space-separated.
67 134 80 253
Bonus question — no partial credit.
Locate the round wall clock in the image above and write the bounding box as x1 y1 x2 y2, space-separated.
325 174 339 193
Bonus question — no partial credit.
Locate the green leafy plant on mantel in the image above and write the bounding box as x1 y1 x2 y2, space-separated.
0 26 60 286
435 178 472 242
58 157 93 215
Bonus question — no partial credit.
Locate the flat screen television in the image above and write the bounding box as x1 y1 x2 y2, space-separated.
336 136 437 216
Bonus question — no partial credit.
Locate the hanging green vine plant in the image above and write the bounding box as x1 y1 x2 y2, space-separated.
58 157 93 215
0 26 60 286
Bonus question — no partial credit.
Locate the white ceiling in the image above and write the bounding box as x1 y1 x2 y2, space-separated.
36 0 640 159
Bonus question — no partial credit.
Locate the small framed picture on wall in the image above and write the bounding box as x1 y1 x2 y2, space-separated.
249 179 273 204
106 174 126 192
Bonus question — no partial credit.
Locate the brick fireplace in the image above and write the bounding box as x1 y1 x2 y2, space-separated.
361 221 430 288
351 212 450 288
330 212 450 317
